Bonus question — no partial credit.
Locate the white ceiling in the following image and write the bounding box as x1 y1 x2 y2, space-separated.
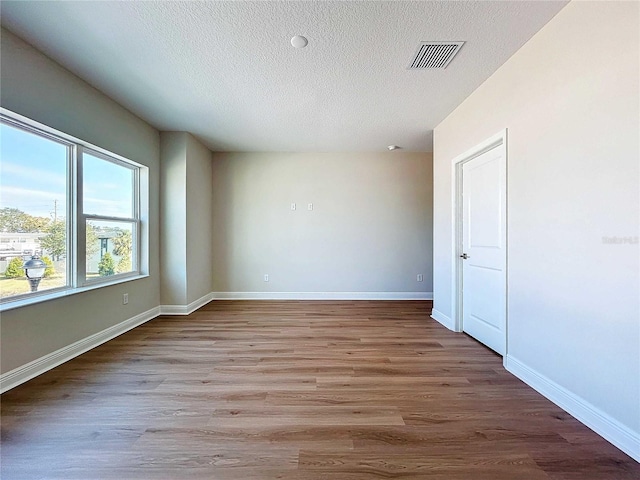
0 1 568 152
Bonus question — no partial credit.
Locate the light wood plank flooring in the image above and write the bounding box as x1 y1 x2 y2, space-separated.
1 300 638 479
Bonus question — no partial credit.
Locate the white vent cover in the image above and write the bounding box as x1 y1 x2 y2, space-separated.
408 41 464 69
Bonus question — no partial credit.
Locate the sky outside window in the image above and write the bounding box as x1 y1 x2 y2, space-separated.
1 124 134 220
0 123 67 219
83 152 133 218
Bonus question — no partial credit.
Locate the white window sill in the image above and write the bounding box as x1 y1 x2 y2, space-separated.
0 274 149 313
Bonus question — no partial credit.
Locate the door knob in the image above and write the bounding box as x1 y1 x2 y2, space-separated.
460 253 469 259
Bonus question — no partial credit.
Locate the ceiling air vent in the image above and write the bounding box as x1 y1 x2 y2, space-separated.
408 41 464 69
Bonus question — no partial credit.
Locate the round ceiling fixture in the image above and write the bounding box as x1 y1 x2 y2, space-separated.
291 35 308 48
387 145 401 151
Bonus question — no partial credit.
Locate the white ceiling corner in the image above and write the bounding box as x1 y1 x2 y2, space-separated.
0 1 568 152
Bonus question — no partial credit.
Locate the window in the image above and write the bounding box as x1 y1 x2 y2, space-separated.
82 151 138 280
0 108 147 306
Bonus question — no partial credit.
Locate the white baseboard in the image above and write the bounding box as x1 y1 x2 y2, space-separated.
210 291 433 301
430 308 456 331
0 306 161 394
160 292 215 315
505 355 640 462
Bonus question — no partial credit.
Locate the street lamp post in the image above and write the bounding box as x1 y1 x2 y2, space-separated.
23 255 46 292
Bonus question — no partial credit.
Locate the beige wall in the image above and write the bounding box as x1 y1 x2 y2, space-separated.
160 132 214 306
0 28 161 373
159 132 188 305
211 151 433 296
433 0 639 447
185 134 214 304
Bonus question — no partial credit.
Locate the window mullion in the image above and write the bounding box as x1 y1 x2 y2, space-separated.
84 214 137 223
68 144 78 288
76 146 87 286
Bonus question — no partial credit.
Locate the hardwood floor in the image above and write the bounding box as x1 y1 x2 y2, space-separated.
1 300 638 479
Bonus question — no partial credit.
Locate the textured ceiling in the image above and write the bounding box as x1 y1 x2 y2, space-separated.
0 1 568 152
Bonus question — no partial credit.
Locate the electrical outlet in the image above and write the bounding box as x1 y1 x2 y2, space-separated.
308 203 313 211
290 203 296 211
123 293 129 304
264 274 269 282
417 274 423 282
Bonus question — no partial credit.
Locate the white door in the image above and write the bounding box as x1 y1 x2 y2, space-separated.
461 146 506 355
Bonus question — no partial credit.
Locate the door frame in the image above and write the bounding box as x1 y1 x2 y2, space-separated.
450 129 508 343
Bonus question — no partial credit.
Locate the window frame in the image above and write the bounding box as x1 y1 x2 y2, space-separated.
0 113 75 302
79 147 141 286
0 108 148 310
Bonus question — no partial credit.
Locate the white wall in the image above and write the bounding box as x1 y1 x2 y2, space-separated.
433 1 639 458
160 132 214 307
0 28 161 373
211 151 433 297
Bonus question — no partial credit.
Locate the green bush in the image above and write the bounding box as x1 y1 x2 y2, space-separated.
116 256 132 274
4 257 25 278
98 252 115 276
42 256 55 278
